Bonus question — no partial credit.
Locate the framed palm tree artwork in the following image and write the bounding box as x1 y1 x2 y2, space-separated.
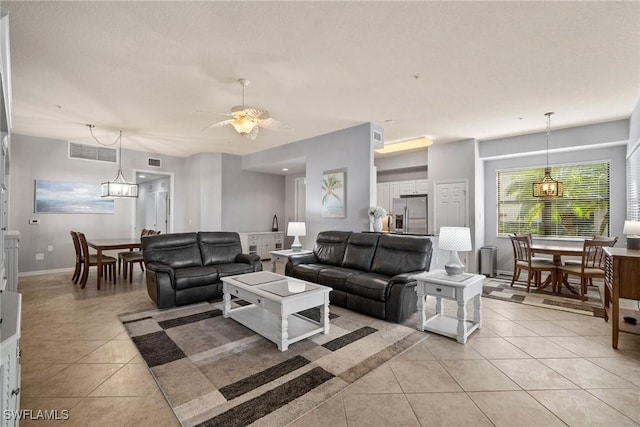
321 169 346 218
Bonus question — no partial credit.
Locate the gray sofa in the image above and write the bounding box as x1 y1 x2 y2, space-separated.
142 231 262 309
285 231 432 322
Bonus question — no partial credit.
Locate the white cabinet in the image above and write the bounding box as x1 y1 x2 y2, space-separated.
4 231 20 292
415 179 429 194
239 232 285 260
1 292 21 427
377 179 428 212
0 10 20 426
399 179 429 195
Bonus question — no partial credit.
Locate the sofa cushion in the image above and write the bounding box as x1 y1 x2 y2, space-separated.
313 231 352 266
289 263 327 282
342 233 379 271
370 234 432 277
174 266 219 291
317 266 361 291
345 273 391 301
198 232 242 265
142 233 203 269
214 263 255 278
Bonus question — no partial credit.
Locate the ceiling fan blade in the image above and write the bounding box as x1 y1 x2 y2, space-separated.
246 126 259 140
259 117 289 130
205 119 234 130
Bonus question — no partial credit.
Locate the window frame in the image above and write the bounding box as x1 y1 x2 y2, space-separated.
497 160 611 239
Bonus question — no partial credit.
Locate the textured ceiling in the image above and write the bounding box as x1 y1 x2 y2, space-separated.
4 1 639 159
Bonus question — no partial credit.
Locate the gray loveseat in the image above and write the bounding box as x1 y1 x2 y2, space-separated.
142 232 262 309
285 231 432 322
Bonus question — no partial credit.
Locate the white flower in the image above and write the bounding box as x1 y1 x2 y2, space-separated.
368 206 387 218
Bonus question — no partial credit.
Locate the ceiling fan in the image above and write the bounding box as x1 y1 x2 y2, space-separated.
207 78 285 140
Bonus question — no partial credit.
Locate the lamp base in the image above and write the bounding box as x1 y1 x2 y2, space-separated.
291 235 302 252
444 250 465 276
627 237 640 250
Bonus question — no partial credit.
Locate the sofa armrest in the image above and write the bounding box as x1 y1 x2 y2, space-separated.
235 253 263 271
287 253 318 266
145 263 176 309
146 261 174 276
389 271 424 286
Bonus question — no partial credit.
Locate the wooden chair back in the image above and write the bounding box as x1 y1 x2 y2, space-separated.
70 231 83 262
77 232 92 266
510 234 532 265
581 238 617 270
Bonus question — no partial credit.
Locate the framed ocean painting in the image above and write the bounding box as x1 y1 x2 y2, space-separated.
34 180 115 214
321 169 346 218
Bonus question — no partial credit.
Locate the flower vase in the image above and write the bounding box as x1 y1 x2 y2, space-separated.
373 216 383 232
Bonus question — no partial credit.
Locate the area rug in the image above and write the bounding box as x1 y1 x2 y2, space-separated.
119 300 425 427
483 274 605 317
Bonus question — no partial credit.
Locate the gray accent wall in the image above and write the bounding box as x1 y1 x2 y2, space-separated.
221 153 285 233
479 120 629 274
10 134 287 273
243 123 375 249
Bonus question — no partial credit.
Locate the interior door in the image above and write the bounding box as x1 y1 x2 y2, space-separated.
434 181 468 230
157 191 168 234
145 192 157 230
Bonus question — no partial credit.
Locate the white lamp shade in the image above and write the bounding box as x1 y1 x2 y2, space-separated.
623 220 640 236
287 222 306 237
438 227 472 251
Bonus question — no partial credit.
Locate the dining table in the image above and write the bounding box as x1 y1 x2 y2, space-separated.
87 237 142 290
530 242 584 294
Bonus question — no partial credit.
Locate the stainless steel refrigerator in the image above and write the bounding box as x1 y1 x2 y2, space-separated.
392 195 428 234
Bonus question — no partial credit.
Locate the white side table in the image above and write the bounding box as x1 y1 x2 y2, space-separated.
269 249 313 272
414 270 484 344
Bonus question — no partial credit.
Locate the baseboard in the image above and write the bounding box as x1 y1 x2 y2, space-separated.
19 267 74 277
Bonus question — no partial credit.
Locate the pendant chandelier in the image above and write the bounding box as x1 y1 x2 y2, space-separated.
532 112 563 198
88 125 139 198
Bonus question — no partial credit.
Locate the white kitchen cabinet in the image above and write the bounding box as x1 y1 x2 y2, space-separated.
239 232 285 260
399 179 429 195
415 179 429 194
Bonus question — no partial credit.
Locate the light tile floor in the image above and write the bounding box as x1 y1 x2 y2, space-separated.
17 265 640 426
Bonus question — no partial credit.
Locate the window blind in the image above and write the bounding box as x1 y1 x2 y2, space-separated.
498 162 610 238
628 144 640 221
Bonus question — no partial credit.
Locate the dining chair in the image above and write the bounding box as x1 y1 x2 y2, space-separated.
119 229 161 282
77 232 117 288
70 231 83 284
118 229 148 277
557 237 617 301
509 234 557 292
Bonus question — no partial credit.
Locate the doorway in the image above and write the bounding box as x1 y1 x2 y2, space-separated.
135 170 174 235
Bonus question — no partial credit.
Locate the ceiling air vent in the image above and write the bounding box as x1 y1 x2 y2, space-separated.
372 128 384 148
147 158 162 168
69 142 117 163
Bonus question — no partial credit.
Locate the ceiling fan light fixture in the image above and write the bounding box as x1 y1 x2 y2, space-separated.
230 115 257 135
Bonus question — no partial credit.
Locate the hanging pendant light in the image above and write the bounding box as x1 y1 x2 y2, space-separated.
88 125 138 198
533 112 563 198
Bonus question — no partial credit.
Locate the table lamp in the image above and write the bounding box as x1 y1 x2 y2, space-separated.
287 222 306 252
623 220 640 250
438 226 472 276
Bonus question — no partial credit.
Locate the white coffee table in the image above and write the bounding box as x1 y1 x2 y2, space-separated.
221 271 331 351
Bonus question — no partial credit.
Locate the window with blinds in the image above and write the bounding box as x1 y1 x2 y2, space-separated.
628 144 640 221
498 162 610 238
